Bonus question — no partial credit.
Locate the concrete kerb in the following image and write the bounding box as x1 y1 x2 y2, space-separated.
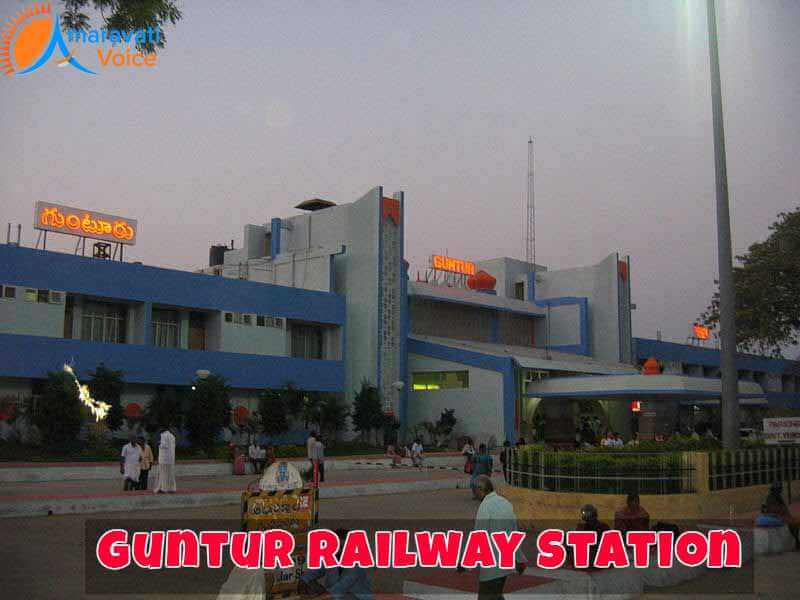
0 475 471 519
0 455 467 483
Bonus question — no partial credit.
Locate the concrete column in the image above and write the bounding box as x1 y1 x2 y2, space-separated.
126 305 136 344
142 302 152 346
688 451 710 494
73 297 84 339
179 312 189 349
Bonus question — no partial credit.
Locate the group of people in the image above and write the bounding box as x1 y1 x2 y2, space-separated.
461 439 495 498
119 425 177 493
385 438 425 468
755 481 799 550
247 441 276 474
599 431 626 447
297 475 526 600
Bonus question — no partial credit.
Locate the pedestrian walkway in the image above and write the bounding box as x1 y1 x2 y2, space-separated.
0 464 474 518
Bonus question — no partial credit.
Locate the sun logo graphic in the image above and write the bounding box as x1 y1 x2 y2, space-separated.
1 3 93 76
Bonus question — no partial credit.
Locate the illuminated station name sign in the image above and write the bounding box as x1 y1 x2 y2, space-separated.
432 254 476 276
34 202 137 245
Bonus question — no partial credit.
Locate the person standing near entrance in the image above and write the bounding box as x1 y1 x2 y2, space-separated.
411 438 424 468
137 434 154 490
153 425 177 493
307 430 318 474
470 444 494 499
472 476 526 600
120 433 141 491
499 440 511 482
312 436 325 483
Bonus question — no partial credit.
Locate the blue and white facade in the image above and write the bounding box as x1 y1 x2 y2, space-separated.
1 186 799 444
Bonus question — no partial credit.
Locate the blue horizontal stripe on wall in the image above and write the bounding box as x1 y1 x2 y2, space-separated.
0 245 345 325
0 334 344 391
634 337 800 375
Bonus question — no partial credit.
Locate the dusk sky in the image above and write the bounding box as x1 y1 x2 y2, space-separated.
1 0 799 348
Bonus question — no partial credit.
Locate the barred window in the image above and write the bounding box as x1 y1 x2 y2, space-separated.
152 309 180 348
81 301 127 343
291 324 323 359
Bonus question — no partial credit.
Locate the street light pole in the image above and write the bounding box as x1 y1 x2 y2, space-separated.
706 0 739 450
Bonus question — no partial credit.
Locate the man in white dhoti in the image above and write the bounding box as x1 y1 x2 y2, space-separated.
120 433 142 491
153 426 177 493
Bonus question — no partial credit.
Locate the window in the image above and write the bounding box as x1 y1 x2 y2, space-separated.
514 281 525 301
81 301 126 343
291 324 323 359
49 291 64 304
412 371 469 391
243 314 253 326
63 296 74 339
259 316 284 328
224 312 233 323
37 289 50 303
2 285 15 299
24 288 37 302
152 309 180 348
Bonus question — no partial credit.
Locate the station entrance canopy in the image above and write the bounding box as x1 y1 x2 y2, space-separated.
524 374 767 404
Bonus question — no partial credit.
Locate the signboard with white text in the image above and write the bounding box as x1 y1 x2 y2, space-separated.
763 417 800 444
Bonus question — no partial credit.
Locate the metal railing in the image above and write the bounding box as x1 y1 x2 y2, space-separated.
507 448 696 495
708 446 800 491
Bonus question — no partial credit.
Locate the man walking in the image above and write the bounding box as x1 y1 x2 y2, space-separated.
307 430 318 474
411 438 424 468
473 475 526 600
153 425 177 494
120 433 141 491
312 436 326 483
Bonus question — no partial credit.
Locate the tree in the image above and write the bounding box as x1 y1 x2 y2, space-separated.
61 0 182 53
301 391 324 431
317 393 348 442
143 386 183 434
185 374 231 456
701 207 800 356
381 414 401 446
434 409 457 446
258 389 289 438
33 371 84 450
281 383 305 419
88 364 124 431
350 380 383 443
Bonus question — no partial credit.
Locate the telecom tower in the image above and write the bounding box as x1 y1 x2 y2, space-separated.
526 137 535 271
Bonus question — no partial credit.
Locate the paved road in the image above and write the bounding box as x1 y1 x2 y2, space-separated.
1 488 796 599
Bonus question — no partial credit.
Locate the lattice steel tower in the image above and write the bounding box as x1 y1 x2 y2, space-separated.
526 137 536 271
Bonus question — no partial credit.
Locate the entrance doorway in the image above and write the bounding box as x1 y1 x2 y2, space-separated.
188 312 206 350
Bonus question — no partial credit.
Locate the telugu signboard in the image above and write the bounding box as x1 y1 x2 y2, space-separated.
34 201 137 245
763 417 800 445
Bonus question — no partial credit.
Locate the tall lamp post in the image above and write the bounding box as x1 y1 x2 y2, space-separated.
706 0 739 450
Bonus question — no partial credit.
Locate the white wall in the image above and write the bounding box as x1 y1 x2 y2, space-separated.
476 257 547 300
535 253 624 363
407 354 504 446
0 289 65 338
220 318 286 356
